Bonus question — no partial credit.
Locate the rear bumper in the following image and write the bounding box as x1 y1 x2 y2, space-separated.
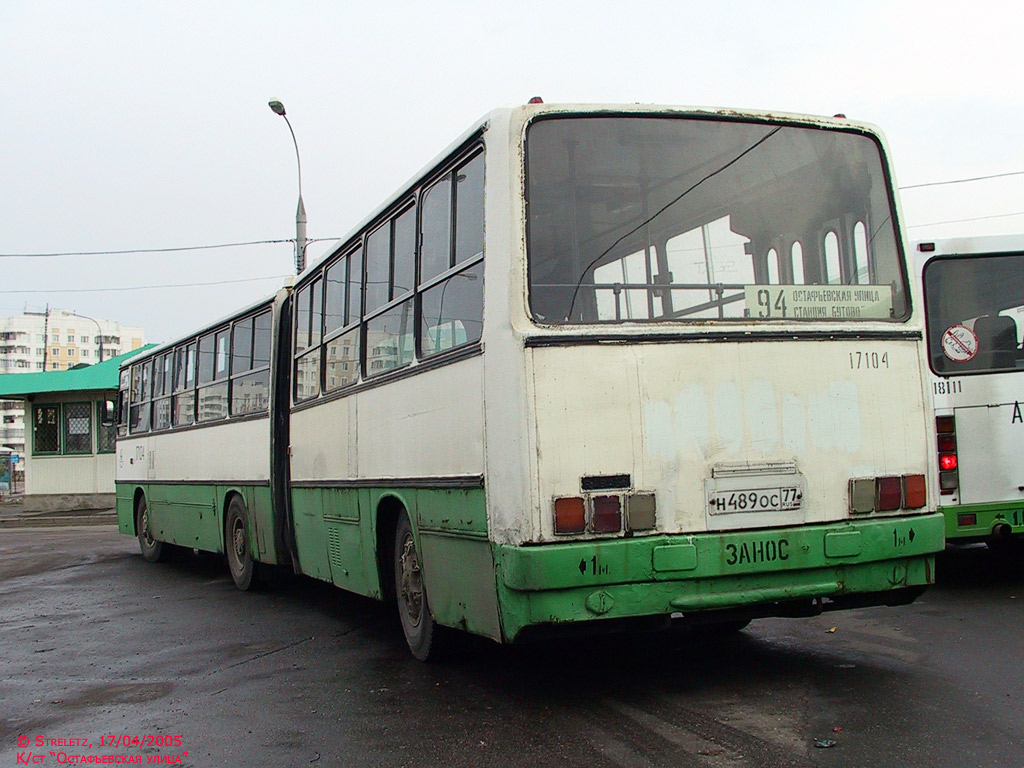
941 501 1024 542
494 512 944 642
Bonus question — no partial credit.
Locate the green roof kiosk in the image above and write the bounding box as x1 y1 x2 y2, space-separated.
0 347 152 512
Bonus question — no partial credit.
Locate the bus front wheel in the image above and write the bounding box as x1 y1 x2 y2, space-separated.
136 495 166 563
394 511 438 661
225 496 259 591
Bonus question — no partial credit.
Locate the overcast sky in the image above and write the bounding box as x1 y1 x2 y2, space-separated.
3 0 1023 343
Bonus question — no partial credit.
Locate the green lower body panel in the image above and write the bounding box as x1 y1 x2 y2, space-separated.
114 481 275 561
494 512 944 643
941 501 1024 542
289 484 503 641
115 485 136 536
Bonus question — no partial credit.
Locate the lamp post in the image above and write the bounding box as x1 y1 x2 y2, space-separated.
268 98 307 274
71 313 104 363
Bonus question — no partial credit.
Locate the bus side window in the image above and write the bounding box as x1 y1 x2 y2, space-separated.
766 248 780 284
791 241 805 284
824 231 841 284
853 221 869 284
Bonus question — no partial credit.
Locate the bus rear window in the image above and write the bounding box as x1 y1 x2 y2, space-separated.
923 251 1024 375
525 116 907 325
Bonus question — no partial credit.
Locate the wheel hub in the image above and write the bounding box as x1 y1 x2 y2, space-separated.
399 535 423 624
232 523 245 560
140 509 154 546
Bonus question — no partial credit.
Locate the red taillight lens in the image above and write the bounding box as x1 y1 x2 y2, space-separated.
902 474 927 509
937 433 956 452
939 453 958 471
591 496 622 533
554 497 586 534
875 476 902 511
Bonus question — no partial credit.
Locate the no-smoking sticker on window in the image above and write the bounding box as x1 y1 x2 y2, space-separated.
941 324 978 362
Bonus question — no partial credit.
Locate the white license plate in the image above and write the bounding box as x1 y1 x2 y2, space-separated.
708 487 803 515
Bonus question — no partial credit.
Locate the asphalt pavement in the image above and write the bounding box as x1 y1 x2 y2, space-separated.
2 524 1023 767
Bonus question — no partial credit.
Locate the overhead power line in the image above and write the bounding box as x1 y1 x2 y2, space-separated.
0 237 339 259
906 210 1024 229
900 170 1024 190
0 275 290 295
2 170 1022 264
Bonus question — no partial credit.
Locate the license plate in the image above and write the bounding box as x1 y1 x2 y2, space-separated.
708 487 803 515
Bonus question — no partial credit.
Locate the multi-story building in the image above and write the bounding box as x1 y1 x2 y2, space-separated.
0 309 145 471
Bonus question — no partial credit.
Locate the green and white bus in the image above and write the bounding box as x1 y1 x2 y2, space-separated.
117 103 944 659
918 235 1024 549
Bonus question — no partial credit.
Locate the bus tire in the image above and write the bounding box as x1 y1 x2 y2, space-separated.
394 511 438 661
225 495 259 591
136 495 166 563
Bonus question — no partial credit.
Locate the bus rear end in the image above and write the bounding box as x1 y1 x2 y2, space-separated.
493 107 943 642
919 236 1024 547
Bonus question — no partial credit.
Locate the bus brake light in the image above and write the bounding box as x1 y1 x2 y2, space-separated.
592 496 623 533
875 476 902 511
935 415 959 495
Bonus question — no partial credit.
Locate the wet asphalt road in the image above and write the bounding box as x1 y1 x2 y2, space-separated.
1 526 1022 768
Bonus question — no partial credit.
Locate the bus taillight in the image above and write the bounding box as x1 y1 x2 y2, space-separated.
626 494 657 531
592 496 623 533
935 415 959 495
554 497 586 533
902 474 927 509
849 474 927 513
553 492 657 535
875 477 903 511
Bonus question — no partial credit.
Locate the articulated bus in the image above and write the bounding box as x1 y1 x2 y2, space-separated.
918 235 1024 550
117 103 944 660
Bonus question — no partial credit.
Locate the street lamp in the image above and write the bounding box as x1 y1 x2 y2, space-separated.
70 312 105 363
268 98 307 274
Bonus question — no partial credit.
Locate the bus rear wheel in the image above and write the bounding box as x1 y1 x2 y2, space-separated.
394 511 438 661
136 495 166 563
225 496 259 591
